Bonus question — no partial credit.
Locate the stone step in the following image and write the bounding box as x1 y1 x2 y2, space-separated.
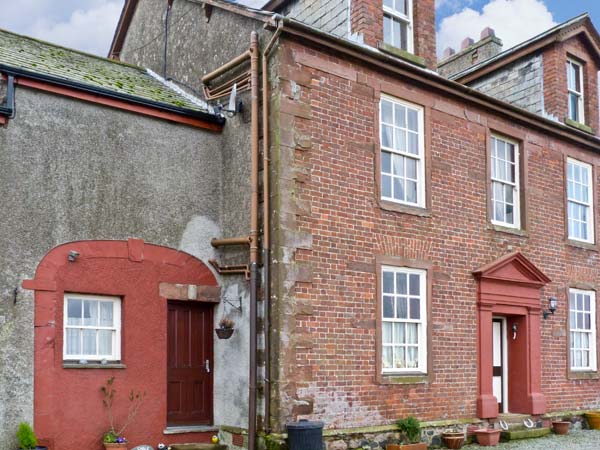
169 445 228 450
500 427 551 441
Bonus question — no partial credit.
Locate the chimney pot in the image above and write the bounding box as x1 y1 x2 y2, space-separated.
443 47 456 59
461 37 475 50
480 27 495 39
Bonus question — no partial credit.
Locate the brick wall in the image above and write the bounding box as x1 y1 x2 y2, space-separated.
269 37 600 431
467 53 544 116
543 36 600 132
350 0 436 68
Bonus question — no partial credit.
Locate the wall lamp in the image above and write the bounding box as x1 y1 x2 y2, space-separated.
68 250 80 262
543 296 558 320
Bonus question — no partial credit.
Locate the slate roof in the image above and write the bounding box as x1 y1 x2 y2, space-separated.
449 13 598 81
0 28 212 116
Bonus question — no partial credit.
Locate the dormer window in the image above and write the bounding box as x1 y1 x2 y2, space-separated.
383 0 413 52
567 59 584 123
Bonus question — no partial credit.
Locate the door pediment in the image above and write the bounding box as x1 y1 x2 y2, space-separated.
473 251 551 287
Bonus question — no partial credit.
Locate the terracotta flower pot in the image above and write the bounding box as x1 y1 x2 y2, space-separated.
104 443 128 450
551 421 570 435
474 429 500 446
585 412 600 430
441 431 465 449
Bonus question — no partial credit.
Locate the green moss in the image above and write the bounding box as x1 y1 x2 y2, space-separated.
377 43 427 67
565 117 595 134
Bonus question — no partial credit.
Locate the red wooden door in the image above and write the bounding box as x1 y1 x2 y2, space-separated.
167 301 213 426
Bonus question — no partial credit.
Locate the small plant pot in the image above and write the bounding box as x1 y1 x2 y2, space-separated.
585 412 600 430
104 443 128 450
442 431 465 449
552 421 570 435
215 328 234 339
474 429 501 446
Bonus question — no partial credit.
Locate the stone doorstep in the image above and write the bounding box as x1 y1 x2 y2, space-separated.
169 444 228 450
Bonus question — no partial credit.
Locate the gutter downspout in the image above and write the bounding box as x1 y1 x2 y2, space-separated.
261 16 283 435
248 30 260 450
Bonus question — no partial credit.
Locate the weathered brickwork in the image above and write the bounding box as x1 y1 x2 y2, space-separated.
543 36 600 132
269 36 600 431
467 54 544 116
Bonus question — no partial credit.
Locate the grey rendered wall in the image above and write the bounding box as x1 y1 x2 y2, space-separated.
467 53 544 115
118 0 270 428
0 86 222 448
282 0 348 38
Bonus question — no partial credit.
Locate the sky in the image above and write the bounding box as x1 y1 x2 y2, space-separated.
0 1 599 58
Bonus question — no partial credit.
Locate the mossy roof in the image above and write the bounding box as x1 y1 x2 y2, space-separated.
0 28 209 114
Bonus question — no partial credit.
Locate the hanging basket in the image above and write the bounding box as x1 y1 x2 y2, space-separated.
216 328 234 339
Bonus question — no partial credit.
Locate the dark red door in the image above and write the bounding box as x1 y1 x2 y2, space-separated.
167 301 213 426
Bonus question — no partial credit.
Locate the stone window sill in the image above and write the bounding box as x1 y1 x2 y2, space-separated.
568 370 600 380
379 199 431 217
564 117 595 135
566 239 598 252
379 373 429 385
377 42 426 67
63 362 126 369
488 224 528 237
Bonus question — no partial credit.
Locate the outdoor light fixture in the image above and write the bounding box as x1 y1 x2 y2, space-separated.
68 250 80 262
543 296 558 319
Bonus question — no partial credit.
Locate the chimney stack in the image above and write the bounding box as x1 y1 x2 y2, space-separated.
438 27 503 78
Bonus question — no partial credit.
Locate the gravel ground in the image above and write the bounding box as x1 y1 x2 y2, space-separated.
460 430 600 450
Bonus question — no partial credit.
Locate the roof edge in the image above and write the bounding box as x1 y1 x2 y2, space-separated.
275 17 600 151
0 63 224 126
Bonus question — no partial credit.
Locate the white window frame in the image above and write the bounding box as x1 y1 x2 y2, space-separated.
383 0 414 53
63 294 122 361
381 266 427 374
567 59 585 123
569 289 597 372
490 134 520 229
567 158 594 244
379 95 425 208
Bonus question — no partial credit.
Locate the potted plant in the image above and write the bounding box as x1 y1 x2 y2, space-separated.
585 411 600 430
216 317 235 339
16 422 47 450
551 416 570 435
101 377 145 450
386 416 427 450
441 429 464 449
473 427 501 447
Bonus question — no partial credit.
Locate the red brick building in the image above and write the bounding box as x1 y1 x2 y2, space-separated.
25 0 600 448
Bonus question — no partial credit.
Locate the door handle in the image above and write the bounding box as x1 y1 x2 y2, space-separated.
205 359 211 373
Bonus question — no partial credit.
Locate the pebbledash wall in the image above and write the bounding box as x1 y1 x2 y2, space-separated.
0 84 230 449
267 33 600 431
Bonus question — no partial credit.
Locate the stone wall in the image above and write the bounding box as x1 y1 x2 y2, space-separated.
0 85 222 448
467 53 544 115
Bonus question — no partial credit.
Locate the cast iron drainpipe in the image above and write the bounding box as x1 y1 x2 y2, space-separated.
0 74 15 118
261 16 283 435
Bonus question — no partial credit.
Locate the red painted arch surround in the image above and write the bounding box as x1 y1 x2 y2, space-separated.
23 239 219 450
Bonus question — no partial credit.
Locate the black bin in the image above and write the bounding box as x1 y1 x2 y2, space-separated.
286 420 324 450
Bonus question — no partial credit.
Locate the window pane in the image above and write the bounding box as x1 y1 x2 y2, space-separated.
382 151 391 173
83 300 98 327
393 19 401 48
407 347 418 368
381 125 393 148
382 174 392 198
407 323 418 344
400 21 408 50
394 0 407 15
407 132 419 155
99 302 113 327
409 274 420 295
382 322 393 343
82 329 97 355
393 177 404 201
383 347 393 369
396 272 407 294
381 100 393 124
67 299 82 326
383 16 392 46
394 347 405 369
393 322 405 344
394 104 406 128
392 154 404 176
383 271 394 293
383 296 394 318
584 295 590 311
65 328 80 355
409 297 420 319
396 297 407 319
98 330 113 355
384 0 394 8
406 180 417 204
407 108 418 132
395 129 406 152
569 93 579 121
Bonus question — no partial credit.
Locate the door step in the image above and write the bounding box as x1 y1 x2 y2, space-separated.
169 445 228 450
500 427 550 441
